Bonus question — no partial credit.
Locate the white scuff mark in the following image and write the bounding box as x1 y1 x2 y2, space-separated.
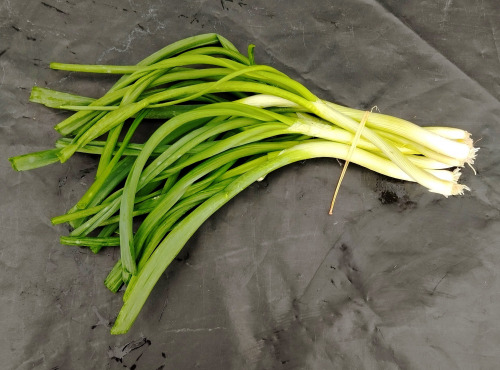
17 354 46 369
0 0 14 20
260 232 322 247
47 74 72 89
165 326 226 333
0 62 6 87
486 13 500 64
92 306 111 328
443 0 453 15
441 0 453 27
142 5 169 32
348 23 355 39
97 4 184 63
301 21 306 48
97 26 149 63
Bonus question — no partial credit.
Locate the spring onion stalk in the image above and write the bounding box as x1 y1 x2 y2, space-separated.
107 177 237 292
102 161 233 231
112 138 454 333
29 86 95 108
60 236 119 248
117 107 284 275
131 142 299 262
53 70 466 196
122 100 461 275
9 148 62 171
51 187 164 225
238 94 475 164
238 94 472 194
93 224 119 253
57 116 261 237
64 156 136 229
9 33 478 335
55 98 468 272
95 69 166 178
51 34 245 135
32 85 473 144
104 262 127 293
77 110 149 209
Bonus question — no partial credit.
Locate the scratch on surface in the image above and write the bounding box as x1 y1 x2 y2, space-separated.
297 244 337 301
47 74 73 89
441 0 453 25
237 231 316 289
142 6 169 32
431 272 448 295
443 0 453 12
41 1 68 15
97 26 148 63
158 296 169 321
301 21 306 48
0 0 14 19
0 62 6 87
348 23 355 40
487 13 500 64
91 306 111 329
164 326 226 333
260 232 320 247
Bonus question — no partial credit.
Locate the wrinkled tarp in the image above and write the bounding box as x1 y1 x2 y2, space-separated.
1 0 499 369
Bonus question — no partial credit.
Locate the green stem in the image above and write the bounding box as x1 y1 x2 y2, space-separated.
60 236 119 248
110 140 371 333
117 105 292 275
105 176 236 293
77 111 149 209
9 149 61 171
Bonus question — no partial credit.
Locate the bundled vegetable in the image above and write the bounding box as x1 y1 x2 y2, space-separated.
9 33 477 334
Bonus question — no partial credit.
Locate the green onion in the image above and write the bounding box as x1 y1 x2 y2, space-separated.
9 33 477 335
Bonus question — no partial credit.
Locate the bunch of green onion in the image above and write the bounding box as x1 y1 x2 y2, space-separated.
9 33 477 334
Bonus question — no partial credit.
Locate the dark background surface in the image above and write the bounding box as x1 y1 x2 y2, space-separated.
1 0 499 369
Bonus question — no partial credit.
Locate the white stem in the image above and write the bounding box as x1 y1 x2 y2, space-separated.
239 94 475 165
286 141 467 195
424 127 470 140
324 101 472 162
310 100 460 196
239 94 299 108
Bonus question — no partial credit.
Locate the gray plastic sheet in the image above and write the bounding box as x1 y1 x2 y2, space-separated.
1 0 499 369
